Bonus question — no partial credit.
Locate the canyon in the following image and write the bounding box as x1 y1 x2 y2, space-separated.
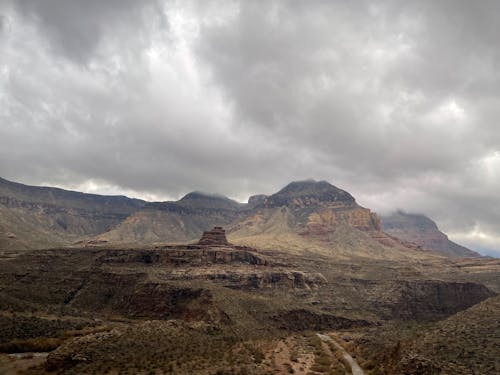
0 177 498 374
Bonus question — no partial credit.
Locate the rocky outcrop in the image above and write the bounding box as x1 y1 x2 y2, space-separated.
201 270 327 289
197 227 229 246
300 206 381 236
272 309 370 331
248 194 267 208
98 247 268 266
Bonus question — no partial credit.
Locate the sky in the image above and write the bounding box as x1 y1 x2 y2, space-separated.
0 0 499 256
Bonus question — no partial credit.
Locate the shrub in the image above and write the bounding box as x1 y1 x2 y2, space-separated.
0 337 63 353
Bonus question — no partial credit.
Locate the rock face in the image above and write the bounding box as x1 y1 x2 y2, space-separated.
197 227 229 246
273 309 370 331
247 194 267 208
381 211 480 257
382 280 496 320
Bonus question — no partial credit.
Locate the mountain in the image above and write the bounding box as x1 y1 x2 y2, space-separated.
380 211 480 257
0 178 498 374
227 180 427 260
0 177 477 261
0 177 145 249
95 179 414 259
229 180 378 238
261 179 356 208
95 191 246 244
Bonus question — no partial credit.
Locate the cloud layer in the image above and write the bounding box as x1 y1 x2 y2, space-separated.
1 0 499 255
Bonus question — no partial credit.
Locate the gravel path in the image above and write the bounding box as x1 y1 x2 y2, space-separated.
317 333 365 375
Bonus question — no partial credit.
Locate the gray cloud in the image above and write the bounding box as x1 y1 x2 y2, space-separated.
11 0 166 63
0 0 499 254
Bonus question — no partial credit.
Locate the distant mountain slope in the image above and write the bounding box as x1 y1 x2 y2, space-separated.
380 211 480 257
0 177 145 249
95 191 246 244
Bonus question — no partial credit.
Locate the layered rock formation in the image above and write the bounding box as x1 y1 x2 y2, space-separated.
228 180 407 258
197 227 229 246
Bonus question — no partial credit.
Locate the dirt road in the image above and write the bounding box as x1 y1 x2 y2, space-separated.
317 333 365 375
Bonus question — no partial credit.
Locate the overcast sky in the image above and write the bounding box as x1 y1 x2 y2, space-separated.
0 0 499 256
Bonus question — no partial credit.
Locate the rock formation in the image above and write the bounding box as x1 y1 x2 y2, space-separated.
197 227 230 246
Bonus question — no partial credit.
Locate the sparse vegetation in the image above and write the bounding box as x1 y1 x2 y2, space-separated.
0 337 63 353
0 228 498 374
0 315 96 345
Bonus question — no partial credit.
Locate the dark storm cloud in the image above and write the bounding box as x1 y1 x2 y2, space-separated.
11 0 166 63
0 0 499 254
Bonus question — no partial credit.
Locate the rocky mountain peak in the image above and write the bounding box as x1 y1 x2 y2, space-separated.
264 179 355 208
247 194 267 207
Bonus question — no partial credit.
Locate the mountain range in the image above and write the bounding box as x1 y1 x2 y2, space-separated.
0 176 480 258
0 176 498 374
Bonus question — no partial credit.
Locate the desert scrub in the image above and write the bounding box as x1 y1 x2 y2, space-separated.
0 337 64 353
306 333 323 355
361 358 376 370
0 315 95 344
45 320 262 374
310 350 333 373
242 342 265 364
326 341 337 353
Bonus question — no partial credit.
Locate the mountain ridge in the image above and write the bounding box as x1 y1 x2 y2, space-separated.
381 210 480 257
0 176 481 258
0 177 146 249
